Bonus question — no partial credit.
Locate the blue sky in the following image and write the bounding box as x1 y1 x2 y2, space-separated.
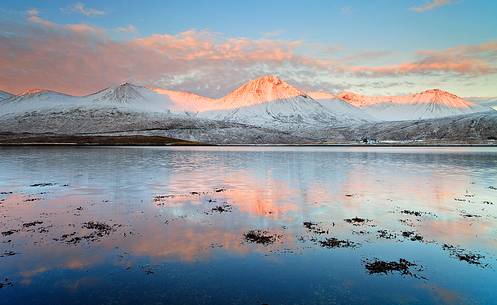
1 0 497 97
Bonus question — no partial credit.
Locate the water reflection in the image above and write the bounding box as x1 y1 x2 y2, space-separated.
0 147 496 304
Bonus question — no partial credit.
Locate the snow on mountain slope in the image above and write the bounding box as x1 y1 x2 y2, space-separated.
0 90 14 102
336 89 489 121
218 75 308 108
0 89 85 116
308 91 377 122
151 88 216 112
0 83 198 116
346 110 497 143
86 83 177 113
201 76 372 129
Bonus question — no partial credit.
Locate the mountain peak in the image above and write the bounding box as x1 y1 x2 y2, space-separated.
92 82 145 103
240 75 288 89
412 89 474 108
416 88 458 98
336 89 476 110
220 75 309 107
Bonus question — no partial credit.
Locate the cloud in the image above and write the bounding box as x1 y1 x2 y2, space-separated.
0 14 310 96
26 8 54 27
115 24 138 34
411 0 454 12
351 57 492 76
350 41 497 76
65 2 106 16
1 12 496 97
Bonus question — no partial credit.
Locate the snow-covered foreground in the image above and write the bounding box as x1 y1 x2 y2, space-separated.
0 75 496 144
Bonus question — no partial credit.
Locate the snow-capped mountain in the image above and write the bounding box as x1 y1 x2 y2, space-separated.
0 90 13 102
218 75 309 108
200 75 371 129
0 83 198 116
86 83 176 112
2 76 496 144
0 89 83 115
335 89 489 121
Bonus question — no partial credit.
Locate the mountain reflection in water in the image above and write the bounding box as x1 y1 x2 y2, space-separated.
1 147 496 305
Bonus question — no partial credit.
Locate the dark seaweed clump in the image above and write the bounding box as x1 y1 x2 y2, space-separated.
344 217 370 226
460 213 481 218
319 237 357 249
243 230 280 245
401 210 423 216
82 221 114 236
377 229 397 239
23 198 41 202
23 221 44 228
0 278 13 289
364 258 421 277
1 251 17 257
303 222 327 234
402 231 424 242
400 210 435 217
442 244 486 266
1 230 18 237
30 183 56 187
58 221 119 245
210 203 232 213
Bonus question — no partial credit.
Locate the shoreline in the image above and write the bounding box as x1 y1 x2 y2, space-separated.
1 134 496 147
1 143 496 147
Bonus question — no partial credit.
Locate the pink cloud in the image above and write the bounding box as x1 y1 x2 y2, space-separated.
350 42 497 76
0 11 496 97
351 58 492 75
26 9 55 27
411 0 454 13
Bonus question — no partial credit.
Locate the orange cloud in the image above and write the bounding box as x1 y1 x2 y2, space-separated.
351 56 493 76
0 11 496 96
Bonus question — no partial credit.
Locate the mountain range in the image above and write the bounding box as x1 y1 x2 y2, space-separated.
0 75 496 144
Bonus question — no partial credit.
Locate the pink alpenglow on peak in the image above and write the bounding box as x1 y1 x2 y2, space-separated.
219 75 311 108
334 89 488 121
336 89 477 109
409 89 476 109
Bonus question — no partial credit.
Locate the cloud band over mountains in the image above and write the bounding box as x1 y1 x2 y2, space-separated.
1 9 496 97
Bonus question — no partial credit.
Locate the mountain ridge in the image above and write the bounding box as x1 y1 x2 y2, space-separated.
0 75 493 124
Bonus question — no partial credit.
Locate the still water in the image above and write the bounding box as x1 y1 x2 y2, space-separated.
0 146 496 304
